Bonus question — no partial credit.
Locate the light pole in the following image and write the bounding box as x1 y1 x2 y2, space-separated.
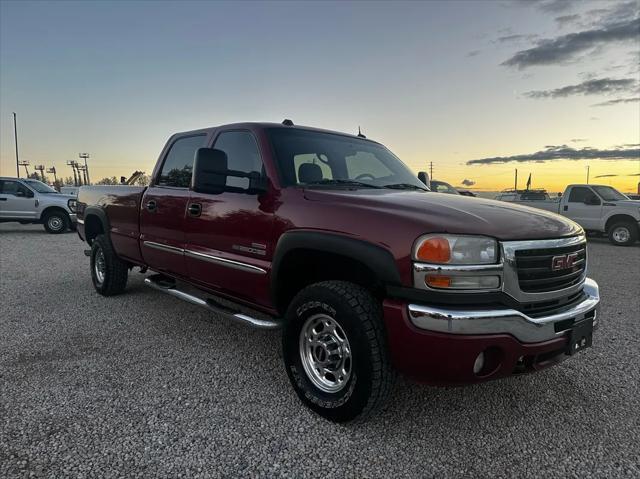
47 166 58 186
13 112 19 178
35 164 46 182
79 153 90 185
67 160 79 186
18 160 30 177
586 165 590 184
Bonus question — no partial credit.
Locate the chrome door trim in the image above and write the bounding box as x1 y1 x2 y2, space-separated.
143 241 185 255
184 249 267 274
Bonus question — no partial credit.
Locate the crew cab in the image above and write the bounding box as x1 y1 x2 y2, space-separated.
0 177 77 233
497 184 640 246
76 121 600 422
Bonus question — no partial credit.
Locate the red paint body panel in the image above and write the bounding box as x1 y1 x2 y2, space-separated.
139 186 190 277
382 300 568 385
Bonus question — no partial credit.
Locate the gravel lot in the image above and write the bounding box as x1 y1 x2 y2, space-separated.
1 223 639 478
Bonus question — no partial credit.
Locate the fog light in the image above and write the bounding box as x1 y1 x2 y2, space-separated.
473 351 485 375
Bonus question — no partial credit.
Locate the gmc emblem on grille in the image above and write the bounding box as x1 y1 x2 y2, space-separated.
551 252 579 271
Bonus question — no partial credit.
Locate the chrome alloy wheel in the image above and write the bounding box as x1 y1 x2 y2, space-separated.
94 247 106 285
299 314 353 393
48 216 63 232
612 226 630 243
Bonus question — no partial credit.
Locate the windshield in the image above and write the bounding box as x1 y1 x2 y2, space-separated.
593 185 628 201
267 128 427 190
23 179 57 193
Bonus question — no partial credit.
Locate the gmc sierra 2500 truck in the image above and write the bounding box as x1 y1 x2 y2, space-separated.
76 121 600 422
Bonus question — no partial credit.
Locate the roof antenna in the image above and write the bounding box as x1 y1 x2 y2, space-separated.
282 119 294 126
357 126 366 138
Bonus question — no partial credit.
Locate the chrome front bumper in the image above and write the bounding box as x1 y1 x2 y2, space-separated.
408 278 599 343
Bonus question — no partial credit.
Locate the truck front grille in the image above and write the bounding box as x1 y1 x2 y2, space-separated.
514 242 586 293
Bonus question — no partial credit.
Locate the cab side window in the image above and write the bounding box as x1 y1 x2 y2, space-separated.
1 180 30 196
213 131 263 189
157 135 207 188
568 187 594 203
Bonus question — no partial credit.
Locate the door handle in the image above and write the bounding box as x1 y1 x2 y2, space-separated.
188 203 202 217
563 205 568 211
146 200 157 211
0 198 6 201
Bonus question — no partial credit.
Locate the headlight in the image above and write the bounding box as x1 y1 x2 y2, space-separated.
413 234 498 264
67 199 77 213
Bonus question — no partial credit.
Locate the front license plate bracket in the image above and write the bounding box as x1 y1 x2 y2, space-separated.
566 318 593 356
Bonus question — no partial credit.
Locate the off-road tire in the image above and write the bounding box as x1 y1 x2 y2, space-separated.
608 221 637 246
43 210 69 234
282 281 395 423
90 234 129 296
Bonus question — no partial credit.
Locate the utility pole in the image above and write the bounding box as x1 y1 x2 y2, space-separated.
586 165 590 184
514 169 518 191
429 161 433 181
79 153 90 185
13 112 20 178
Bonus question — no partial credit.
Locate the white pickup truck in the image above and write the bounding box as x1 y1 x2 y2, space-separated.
0 177 78 233
498 184 640 246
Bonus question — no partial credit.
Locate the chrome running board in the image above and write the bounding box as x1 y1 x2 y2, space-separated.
144 276 281 330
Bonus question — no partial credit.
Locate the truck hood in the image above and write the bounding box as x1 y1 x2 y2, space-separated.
303 189 583 240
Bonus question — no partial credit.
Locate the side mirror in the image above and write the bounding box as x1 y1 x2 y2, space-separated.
15 190 25 197
193 148 228 195
418 171 430 187
584 195 600 205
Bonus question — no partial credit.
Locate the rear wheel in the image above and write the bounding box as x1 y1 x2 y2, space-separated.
282 281 395 423
43 211 69 234
608 221 637 246
90 234 129 295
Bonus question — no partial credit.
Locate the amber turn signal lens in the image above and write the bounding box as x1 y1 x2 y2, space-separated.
426 275 451 288
416 237 451 263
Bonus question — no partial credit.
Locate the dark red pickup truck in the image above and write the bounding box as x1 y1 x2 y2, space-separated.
76 121 600 422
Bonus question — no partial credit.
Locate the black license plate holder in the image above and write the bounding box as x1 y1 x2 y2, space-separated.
566 318 593 356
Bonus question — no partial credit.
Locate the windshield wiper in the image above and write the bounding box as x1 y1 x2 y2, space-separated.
304 179 382 189
383 183 429 191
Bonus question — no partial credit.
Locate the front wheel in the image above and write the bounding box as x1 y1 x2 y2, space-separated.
90 234 129 296
282 281 395 423
608 222 638 246
43 211 69 234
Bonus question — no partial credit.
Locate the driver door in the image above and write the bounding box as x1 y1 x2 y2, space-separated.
0 180 36 219
564 186 602 230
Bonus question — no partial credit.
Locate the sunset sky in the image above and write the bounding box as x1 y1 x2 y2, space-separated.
1 0 639 192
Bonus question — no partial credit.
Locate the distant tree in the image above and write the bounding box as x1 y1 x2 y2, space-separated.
28 172 42 181
62 176 75 186
96 176 119 185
